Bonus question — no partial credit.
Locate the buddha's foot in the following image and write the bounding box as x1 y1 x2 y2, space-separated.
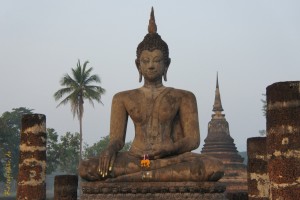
207 171 224 181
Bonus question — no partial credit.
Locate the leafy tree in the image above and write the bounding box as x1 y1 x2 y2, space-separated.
259 94 267 136
0 107 34 180
0 118 7 181
58 132 80 174
122 141 132 152
46 128 60 174
83 135 110 158
54 60 105 160
84 135 132 159
261 94 267 117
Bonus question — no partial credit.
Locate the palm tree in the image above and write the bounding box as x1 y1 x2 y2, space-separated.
54 60 105 160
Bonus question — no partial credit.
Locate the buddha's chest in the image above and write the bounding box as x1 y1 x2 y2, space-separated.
125 92 179 124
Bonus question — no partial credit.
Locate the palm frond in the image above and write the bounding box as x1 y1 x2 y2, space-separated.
55 93 73 108
72 61 83 84
60 74 78 88
82 62 92 84
84 86 105 105
84 74 101 85
53 87 73 101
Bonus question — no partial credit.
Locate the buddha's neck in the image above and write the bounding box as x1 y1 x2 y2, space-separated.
143 80 164 89
141 82 166 100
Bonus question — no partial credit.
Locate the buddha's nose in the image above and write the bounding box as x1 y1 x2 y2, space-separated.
148 62 155 69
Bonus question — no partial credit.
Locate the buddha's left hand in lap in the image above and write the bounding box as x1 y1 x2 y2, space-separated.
149 141 175 159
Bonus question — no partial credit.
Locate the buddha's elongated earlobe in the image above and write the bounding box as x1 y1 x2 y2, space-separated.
163 71 167 82
139 72 143 82
163 58 170 82
136 59 142 83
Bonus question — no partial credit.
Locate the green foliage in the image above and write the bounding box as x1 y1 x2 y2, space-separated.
83 135 109 158
259 130 267 136
46 128 60 174
121 141 132 152
259 94 267 136
0 107 34 180
84 135 132 159
0 158 4 181
58 132 80 174
261 94 267 117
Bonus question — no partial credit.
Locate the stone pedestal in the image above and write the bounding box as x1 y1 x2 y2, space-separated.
80 181 227 200
54 175 78 200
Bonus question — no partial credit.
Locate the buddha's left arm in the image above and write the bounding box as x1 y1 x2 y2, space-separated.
174 91 200 153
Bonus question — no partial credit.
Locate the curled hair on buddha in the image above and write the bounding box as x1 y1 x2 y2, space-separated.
136 7 171 75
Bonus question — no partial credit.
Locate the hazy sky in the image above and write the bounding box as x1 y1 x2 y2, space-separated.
1 1 299 152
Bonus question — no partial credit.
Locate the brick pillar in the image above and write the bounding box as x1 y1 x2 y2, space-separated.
267 81 300 199
247 137 269 200
54 175 78 200
17 114 46 200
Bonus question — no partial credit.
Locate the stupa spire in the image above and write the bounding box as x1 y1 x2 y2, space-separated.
212 72 224 114
202 74 247 192
148 7 157 34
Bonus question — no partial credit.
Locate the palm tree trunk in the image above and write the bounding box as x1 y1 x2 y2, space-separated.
78 111 83 196
79 116 83 161
79 94 84 161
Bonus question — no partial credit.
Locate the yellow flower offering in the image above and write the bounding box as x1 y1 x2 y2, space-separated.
141 154 150 168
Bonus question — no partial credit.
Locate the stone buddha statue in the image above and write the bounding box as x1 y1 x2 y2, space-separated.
79 8 224 182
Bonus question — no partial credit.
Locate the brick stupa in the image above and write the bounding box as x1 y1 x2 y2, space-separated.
201 74 247 192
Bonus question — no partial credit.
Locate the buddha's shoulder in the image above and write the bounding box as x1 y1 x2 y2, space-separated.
169 88 197 99
112 89 142 99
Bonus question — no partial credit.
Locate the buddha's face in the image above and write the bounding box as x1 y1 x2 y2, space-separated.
138 49 167 82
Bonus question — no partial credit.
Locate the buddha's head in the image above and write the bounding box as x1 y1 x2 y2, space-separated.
135 7 171 82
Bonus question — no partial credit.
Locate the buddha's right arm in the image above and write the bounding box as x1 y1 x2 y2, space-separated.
98 93 128 178
107 93 128 152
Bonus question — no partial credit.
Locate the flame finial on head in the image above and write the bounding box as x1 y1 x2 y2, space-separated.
148 7 157 34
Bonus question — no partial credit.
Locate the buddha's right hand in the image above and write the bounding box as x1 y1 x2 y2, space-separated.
98 148 117 179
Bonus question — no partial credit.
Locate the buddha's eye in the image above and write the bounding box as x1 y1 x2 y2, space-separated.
141 59 149 64
153 58 163 63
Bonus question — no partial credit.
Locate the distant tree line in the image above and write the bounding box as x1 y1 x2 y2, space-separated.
0 107 131 183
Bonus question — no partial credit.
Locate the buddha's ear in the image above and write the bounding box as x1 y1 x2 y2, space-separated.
135 59 142 82
166 58 171 67
163 58 171 82
135 59 140 70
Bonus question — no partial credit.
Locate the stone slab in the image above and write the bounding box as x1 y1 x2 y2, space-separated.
80 193 227 200
80 181 227 200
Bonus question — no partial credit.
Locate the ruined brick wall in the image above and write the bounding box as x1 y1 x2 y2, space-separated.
247 137 269 200
267 81 300 199
16 114 46 200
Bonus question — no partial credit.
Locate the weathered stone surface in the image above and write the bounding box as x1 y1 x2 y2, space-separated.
81 181 227 200
267 81 300 200
201 75 247 193
54 175 78 200
226 192 249 200
247 137 269 200
17 114 46 200
80 193 227 200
